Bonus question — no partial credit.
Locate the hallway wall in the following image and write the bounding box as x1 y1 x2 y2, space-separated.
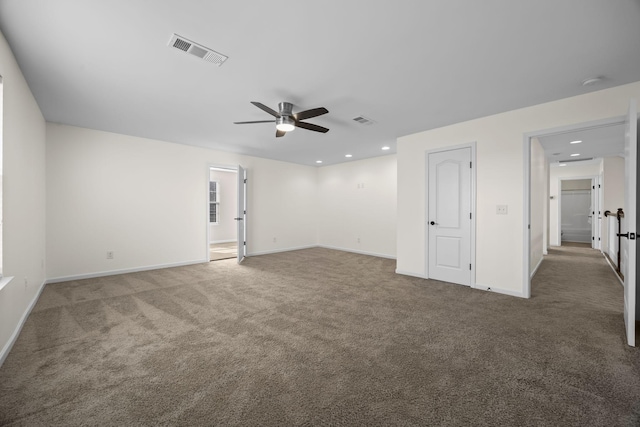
397 81 640 296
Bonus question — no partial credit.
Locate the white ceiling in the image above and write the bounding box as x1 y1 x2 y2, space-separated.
1 1 640 166
538 122 625 167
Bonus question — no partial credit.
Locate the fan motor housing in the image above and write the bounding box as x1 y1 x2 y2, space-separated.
279 102 294 117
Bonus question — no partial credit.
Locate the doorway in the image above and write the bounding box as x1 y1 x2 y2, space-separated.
524 116 626 298
524 102 638 346
209 167 238 261
558 177 599 248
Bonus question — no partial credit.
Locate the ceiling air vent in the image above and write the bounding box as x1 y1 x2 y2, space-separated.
353 115 376 126
168 34 228 66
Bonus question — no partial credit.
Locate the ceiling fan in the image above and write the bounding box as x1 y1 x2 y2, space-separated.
234 101 329 137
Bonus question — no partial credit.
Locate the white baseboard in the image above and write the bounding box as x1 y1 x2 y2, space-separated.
247 245 317 257
46 259 208 284
395 269 427 279
318 245 396 260
530 257 544 279
210 239 237 244
472 284 527 298
0 279 47 367
603 253 624 286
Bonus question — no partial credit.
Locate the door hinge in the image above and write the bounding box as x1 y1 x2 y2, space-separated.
244 210 246 214
592 237 595 241
598 184 601 188
244 179 247 183
470 161 472 168
469 264 472 270
592 186 595 189
244 241 247 246
470 212 472 219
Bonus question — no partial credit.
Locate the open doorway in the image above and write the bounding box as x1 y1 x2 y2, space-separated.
209 167 238 261
558 177 598 249
524 106 639 347
524 116 626 298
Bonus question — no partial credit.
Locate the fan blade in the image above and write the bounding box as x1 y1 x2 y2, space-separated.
276 129 286 138
295 107 328 121
251 101 280 118
234 120 276 124
296 121 329 133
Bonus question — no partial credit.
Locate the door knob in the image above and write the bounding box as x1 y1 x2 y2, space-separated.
430 221 437 225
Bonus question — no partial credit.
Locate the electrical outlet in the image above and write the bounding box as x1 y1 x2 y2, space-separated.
357 237 361 243
106 251 114 259
273 237 277 243
496 205 508 215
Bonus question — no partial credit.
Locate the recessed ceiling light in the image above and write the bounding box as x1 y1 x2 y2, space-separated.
315 160 323 164
570 153 580 157
345 154 353 158
559 163 567 167
381 146 390 150
570 140 582 144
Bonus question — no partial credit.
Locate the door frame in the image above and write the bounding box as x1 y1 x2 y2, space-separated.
523 115 625 298
206 164 239 262
424 141 477 287
556 175 599 247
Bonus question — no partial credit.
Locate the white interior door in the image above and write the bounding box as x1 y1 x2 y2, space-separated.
237 165 247 264
623 99 637 347
590 178 597 248
428 147 472 286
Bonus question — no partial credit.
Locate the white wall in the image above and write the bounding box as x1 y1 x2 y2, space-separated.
549 162 601 246
601 156 625 256
46 124 318 280
397 81 640 296
209 169 237 244
530 137 547 275
317 155 396 258
0 30 47 363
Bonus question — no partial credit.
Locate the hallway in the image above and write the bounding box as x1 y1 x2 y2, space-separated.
532 245 636 342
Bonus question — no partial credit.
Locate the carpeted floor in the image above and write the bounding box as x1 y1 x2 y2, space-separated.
0 246 639 426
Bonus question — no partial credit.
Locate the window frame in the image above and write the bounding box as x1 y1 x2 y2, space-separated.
209 180 219 224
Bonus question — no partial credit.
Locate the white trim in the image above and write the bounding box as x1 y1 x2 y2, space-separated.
395 269 428 279
424 141 477 285
530 256 544 279
603 252 624 286
0 275 14 292
523 134 532 298
46 259 207 284
472 283 527 298
318 245 396 260
247 245 317 257
0 279 46 367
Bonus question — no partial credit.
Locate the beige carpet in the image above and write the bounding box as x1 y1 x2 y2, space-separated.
209 241 237 261
1 247 639 426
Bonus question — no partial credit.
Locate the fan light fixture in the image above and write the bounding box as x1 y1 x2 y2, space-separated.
276 116 295 132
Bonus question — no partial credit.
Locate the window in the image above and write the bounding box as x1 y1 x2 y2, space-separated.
209 181 219 224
